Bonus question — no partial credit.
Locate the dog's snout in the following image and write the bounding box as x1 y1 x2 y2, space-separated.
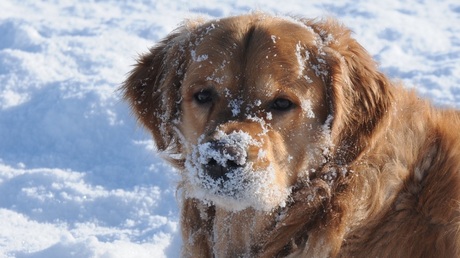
204 140 247 180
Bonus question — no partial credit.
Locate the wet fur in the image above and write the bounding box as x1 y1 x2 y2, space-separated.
122 13 460 257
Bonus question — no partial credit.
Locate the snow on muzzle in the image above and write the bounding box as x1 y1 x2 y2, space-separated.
185 129 291 211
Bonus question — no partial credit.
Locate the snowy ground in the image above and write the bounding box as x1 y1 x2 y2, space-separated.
1 0 459 257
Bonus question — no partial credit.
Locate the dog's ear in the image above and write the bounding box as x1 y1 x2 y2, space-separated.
122 27 190 163
306 19 393 164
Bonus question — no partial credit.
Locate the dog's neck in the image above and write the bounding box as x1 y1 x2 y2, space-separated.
210 206 311 257
209 177 346 257
211 207 275 257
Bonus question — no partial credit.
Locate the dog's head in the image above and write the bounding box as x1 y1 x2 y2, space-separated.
123 14 391 211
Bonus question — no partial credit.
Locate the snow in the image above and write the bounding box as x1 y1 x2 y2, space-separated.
0 0 459 257
295 42 309 78
301 99 315 119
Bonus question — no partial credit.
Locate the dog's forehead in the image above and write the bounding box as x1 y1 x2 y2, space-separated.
188 15 319 65
183 15 323 96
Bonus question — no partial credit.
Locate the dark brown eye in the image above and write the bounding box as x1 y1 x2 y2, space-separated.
271 98 294 111
194 90 213 104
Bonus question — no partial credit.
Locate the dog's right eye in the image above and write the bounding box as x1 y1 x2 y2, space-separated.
270 98 294 111
194 90 213 104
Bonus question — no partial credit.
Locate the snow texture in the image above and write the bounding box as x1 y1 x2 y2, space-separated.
1 0 459 257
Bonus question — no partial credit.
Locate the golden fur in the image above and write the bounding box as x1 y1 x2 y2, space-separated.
122 13 460 257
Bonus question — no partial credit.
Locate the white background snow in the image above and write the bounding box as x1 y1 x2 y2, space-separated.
1 0 459 257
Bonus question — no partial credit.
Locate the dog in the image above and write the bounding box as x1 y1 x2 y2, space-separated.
122 13 460 257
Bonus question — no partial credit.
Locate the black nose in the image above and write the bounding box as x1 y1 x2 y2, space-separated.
204 140 247 180
205 158 242 180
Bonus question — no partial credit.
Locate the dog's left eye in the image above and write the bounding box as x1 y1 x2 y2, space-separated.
271 98 294 111
194 90 213 104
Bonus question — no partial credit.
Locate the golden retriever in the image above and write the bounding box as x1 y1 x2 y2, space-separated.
122 13 460 257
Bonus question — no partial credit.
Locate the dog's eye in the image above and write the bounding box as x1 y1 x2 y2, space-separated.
271 98 294 111
194 90 213 104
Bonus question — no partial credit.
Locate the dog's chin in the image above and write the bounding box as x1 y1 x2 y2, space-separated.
184 161 292 212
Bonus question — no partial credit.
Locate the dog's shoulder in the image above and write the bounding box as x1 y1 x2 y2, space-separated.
376 109 460 257
395 110 460 257
340 104 460 257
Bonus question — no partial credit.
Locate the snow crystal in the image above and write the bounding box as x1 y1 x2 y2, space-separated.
205 75 224 84
311 63 328 78
266 112 272 120
204 23 217 34
301 99 315 118
224 88 232 98
303 75 313 83
229 98 244 116
246 114 270 135
219 59 230 70
321 115 334 157
295 42 306 77
318 30 335 46
257 149 267 159
190 50 209 62
295 42 311 79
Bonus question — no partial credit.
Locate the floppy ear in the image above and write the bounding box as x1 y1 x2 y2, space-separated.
307 19 393 165
122 27 190 166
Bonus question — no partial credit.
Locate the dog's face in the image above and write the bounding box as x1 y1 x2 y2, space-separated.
177 16 334 211
124 14 390 212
